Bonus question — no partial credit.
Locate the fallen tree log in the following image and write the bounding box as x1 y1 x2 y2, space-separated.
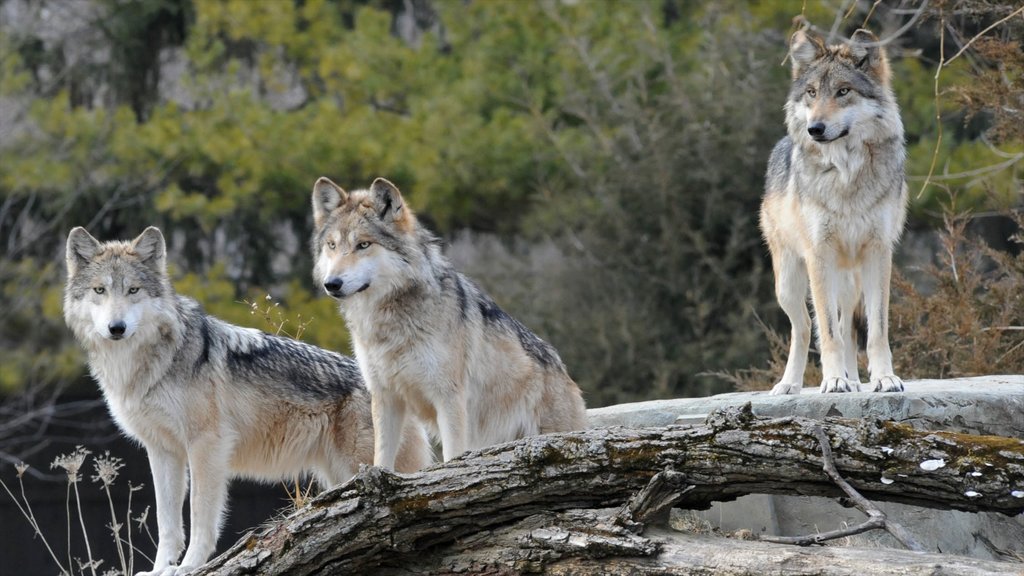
196 404 1024 575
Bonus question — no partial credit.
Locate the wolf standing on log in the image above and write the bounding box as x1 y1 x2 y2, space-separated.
310 177 587 469
760 28 908 395
63 226 429 575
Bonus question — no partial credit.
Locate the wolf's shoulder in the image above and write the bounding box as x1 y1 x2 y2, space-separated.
764 135 794 195
453 271 565 371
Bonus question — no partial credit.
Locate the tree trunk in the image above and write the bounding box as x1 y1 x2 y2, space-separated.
196 404 1024 575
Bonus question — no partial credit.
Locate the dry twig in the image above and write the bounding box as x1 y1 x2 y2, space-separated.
760 426 925 551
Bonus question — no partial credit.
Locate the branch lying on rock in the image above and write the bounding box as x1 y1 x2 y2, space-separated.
760 425 924 550
195 404 1024 575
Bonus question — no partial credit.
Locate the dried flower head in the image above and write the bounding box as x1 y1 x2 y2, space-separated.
14 462 28 479
134 505 150 530
91 451 124 488
51 446 91 483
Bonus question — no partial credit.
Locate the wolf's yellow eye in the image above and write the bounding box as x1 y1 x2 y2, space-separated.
356 241 371 250
128 287 140 295
837 87 850 97
806 87 817 98
327 240 336 250
93 287 105 294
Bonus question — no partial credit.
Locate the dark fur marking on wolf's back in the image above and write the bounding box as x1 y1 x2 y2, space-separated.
450 272 469 320
226 334 361 400
195 313 211 373
475 292 561 369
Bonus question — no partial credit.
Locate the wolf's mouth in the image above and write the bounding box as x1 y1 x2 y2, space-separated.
813 128 850 143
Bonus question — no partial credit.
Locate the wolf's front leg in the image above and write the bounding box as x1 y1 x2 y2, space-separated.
177 435 232 571
371 389 408 470
135 446 186 576
768 248 811 395
862 248 903 392
807 254 858 393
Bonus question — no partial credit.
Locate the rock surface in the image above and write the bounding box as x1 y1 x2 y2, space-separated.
586 376 1024 562
588 376 1024 437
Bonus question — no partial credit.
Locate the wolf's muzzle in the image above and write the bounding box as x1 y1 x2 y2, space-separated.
809 123 849 143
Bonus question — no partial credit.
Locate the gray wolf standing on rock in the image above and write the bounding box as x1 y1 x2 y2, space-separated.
64 226 430 575
310 176 587 469
760 28 908 395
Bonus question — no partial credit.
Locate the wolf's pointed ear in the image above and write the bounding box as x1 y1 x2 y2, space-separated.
131 227 167 270
312 177 347 228
66 227 101 276
790 29 826 78
849 29 889 83
369 177 406 225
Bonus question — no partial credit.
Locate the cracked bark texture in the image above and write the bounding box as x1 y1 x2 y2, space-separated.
195 405 1024 575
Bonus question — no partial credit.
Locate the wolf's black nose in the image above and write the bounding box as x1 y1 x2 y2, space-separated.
324 277 343 296
808 122 826 138
108 321 126 337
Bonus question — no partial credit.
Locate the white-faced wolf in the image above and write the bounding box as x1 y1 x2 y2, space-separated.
760 28 908 395
310 177 587 469
63 226 430 575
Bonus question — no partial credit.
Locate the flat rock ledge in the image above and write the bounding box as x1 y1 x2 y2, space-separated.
588 376 1024 437
586 376 1024 562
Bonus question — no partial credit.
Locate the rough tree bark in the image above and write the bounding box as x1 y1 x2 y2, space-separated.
196 405 1024 575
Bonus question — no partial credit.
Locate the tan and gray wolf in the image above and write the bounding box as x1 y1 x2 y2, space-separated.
63 226 430 575
310 177 587 469
760 28 908 395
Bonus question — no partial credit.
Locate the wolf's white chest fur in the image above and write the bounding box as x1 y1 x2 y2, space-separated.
790 137 904 257
87 339 182 449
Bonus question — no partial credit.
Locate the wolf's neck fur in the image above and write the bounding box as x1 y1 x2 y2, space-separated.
789 101 904 208
83 299 184 404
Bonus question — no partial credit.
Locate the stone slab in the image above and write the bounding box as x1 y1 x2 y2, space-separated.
587 376 1024 437
586 376 1024 561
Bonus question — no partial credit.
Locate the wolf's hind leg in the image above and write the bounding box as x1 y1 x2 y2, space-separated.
435 396 468 462
770 250 811 395
863 248 903 392
371 390 408 470
807 253 857 393
838 272 861 387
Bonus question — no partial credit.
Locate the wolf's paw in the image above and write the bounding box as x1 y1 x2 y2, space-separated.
820 377 859 393
769 381 803 395
871 375 904 392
